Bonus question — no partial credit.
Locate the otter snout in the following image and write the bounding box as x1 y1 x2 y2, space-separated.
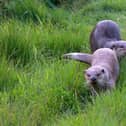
91 77 97 82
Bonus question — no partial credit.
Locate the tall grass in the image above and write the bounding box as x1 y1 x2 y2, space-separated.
52 87 126 126
1 0 126 126
0 21 36 65
0 19 90 65
0 59 90 125
0 58 18 92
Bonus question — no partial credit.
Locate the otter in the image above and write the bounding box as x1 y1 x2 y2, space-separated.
105 40 126 58
90 20 121 52
90 20 126 58
63 48 119 95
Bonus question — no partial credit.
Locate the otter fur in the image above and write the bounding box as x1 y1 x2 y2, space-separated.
63 48 119 94
90 20 121 51
105 40 126 58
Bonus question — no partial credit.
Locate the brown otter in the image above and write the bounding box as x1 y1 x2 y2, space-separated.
63 48 119 94
90 20 126 58
105 40 126 58
90 20 121 52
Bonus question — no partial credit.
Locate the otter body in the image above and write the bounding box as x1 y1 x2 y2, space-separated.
85 48 119 93
90 20 121 52
63 48 119 94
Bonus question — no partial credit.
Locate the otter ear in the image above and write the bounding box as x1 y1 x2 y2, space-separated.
101 69 105 73
62 52 92 65
110 44 116 49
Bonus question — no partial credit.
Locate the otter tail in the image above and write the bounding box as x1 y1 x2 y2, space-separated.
63 52 92 65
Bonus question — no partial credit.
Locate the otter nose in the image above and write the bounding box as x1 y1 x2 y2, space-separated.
91 77 96 82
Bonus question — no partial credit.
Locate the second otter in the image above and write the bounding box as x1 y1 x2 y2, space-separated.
90 20 121 52
90 20 126 58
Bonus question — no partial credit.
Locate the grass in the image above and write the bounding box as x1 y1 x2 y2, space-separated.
51 89 126 126
1 0 126 125
0 19 90 65
0 60 89 126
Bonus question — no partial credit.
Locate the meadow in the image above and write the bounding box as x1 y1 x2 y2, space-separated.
1 0 126 125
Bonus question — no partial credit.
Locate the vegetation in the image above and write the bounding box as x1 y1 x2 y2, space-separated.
0 0 126 125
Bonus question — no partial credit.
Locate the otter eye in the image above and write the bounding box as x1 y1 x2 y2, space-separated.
111 45 116 49
87 74 90 77
120 45 124 48
101 69 104 73
97 73 100 76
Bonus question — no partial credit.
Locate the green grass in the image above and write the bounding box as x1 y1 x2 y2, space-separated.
0 60 89 125
1 0 126 125
0 19 91 65
51 89 126 126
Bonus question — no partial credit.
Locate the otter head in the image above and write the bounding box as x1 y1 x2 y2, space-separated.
106 41 126 58
84 66 108 87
